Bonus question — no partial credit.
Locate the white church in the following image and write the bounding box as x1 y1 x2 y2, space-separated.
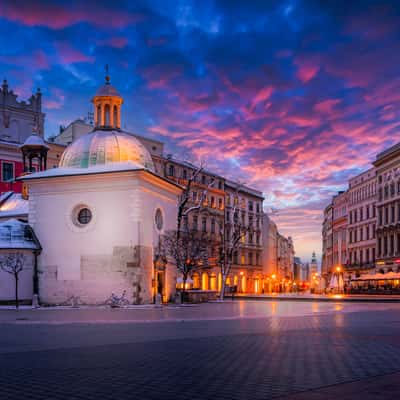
0 75 182 305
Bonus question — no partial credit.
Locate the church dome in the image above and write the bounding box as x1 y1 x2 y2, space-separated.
94 83 122 98
20 132 49 149
59 129 155 171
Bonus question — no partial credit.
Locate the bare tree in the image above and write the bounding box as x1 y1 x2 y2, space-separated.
217 184 248 300
0 252 26 309
176 162 215 239
162 229 211 298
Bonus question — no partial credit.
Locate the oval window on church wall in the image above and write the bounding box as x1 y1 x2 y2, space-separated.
72 205 93 227
155 208 163 231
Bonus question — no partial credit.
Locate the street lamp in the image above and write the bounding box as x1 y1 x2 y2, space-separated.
335 265 343 294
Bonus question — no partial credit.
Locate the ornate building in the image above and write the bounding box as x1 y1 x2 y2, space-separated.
374 144 400 271
19 75 182 305
347 168 377 277
332 191 348 269
0 80 65 193
321 202 333 279
0 79 44 141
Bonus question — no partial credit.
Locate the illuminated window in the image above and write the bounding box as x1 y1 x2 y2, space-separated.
202 273 209 290
210 274 217 291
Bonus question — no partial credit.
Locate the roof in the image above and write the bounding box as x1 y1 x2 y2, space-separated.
225 179 264 199
17 163 184 191
0 192 28 218
0 219 41 250
93 83 122 98
20 133 50 149
374 142 400 166
158 155 226 180
17 162 145 180
59 128 155 171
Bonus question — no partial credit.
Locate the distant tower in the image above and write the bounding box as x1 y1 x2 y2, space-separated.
310 251 318 275
91 65 123 130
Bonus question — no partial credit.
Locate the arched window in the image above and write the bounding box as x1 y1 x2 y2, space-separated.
104 104 110 126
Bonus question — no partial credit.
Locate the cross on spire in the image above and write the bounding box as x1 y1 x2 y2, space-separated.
105 64 110 84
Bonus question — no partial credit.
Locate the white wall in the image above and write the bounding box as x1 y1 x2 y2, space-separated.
0 250 34 302
27 171 179 304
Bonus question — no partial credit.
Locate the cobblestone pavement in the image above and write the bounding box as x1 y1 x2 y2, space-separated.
1 302 400 399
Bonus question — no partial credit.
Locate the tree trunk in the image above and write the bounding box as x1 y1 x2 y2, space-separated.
15 274 19 310
181 274 187 304
219 274 227 300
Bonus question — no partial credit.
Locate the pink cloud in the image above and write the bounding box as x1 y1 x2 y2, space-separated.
0 3 143 29
55 42 94 64
44 88 65 110
295 59 320 83
97 37 128 49
313 99 341 114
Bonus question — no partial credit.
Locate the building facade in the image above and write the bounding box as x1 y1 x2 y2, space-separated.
0 80 65 193
347 168 377 278
332 191 348 270
262 213 278 278
277 234 295 281
321 203 333 279
374 144 400 272
322 141 400 292
0 79 44 141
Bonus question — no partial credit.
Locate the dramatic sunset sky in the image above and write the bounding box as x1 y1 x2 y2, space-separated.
1 0 399 261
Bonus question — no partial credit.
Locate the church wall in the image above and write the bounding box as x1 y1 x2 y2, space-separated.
27 172 179 305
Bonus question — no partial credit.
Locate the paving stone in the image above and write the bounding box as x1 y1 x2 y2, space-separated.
1 305 400 399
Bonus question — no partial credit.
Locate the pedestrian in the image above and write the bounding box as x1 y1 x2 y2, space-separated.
232 285 237 301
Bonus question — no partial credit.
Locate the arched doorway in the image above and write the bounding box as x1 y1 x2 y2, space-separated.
210 274 217 291
192 273 200 289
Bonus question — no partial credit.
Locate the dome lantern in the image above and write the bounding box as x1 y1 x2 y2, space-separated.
92 65 123 130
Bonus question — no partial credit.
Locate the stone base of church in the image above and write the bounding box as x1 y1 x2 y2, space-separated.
37 245 173 306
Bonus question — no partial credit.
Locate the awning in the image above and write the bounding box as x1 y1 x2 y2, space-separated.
351 272 400 281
